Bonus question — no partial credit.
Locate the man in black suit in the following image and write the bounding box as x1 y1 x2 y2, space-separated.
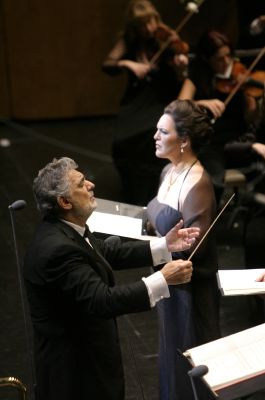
23 157 197 400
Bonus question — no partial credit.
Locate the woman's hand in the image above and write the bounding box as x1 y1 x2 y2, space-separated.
252 143 265 159
118 59 151 79
196 99 225 119
173 54 189 67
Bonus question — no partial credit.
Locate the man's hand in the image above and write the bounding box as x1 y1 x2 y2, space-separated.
161 259 192 285
165 220 200 252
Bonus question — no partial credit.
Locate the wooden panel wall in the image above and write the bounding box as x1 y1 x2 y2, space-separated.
0 0 238 119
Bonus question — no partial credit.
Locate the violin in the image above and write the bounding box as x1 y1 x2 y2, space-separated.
245 70 265 98
154 23 189 56
215 60 265 98
149 1 205 66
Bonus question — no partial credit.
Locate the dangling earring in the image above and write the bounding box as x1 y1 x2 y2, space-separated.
180 146 184 154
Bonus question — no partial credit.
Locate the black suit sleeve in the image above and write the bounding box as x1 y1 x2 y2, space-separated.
35 242 151 319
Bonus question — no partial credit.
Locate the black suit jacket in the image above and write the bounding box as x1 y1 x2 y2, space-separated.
23 217 153 400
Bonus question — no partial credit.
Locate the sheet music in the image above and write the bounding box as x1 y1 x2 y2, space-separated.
217 269 265 295
186 324 265 390
87 198 155 240
88 211 143 238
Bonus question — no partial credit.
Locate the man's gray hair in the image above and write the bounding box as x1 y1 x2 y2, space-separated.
33 157 78 217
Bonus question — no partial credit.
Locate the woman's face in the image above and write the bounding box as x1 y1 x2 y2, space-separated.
154 114 181 160
208 45 232 75
140 16 158 38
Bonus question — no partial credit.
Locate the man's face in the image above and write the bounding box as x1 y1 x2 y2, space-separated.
66 169 97 222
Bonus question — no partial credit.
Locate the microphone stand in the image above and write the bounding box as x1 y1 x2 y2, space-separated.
188 365 210 400
8 200 36 400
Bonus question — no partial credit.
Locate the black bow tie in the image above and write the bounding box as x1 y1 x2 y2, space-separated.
83 225 90 238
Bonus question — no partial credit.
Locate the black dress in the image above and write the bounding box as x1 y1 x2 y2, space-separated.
146 162 221 400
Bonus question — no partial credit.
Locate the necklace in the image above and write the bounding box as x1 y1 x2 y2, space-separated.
167 165 189 192
165 159 198 193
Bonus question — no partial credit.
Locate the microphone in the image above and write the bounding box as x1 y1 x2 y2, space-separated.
188 365 209 400
8 199 28 298
9 199 27 211
8 199 27 271
189 365 209 378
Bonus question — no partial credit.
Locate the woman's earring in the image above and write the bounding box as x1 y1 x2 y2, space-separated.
181 146 184 154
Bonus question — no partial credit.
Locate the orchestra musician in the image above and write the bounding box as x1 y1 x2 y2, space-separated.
102 0 190 205
178 30 265 203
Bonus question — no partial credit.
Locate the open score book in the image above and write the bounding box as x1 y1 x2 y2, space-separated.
184 323 265 399
217 268 265 296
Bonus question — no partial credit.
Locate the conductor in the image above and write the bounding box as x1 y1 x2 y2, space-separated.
23 157 197 400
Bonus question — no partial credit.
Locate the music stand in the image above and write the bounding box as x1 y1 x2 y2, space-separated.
176 350 218 400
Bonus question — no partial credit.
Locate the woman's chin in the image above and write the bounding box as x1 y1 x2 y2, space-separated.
155 150 165 159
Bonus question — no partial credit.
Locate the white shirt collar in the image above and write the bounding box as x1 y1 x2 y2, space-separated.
61 219 85 237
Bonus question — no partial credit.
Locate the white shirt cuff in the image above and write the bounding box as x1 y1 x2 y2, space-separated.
149 236 172 266
142 271 170 307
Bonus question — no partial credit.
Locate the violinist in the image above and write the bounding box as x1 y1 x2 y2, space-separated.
178 30 265 203
102 0 190 205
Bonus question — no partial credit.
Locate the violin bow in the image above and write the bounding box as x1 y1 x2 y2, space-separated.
224 45 265 107
149 0 205 66
188 192 235 261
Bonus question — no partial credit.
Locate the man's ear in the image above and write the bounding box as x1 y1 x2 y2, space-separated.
57 196 72 210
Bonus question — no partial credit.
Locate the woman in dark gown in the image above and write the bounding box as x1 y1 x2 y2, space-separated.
102 0 189 205
146 100 221 400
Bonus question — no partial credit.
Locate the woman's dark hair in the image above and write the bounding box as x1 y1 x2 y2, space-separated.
164 99 213 155
197 30 234 61
123 0 161 47
192 30 234 96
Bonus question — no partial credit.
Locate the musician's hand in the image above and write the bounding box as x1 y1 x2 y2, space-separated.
165 219 200 252
118 60 151 79
252 143 265 159
255 272 265 282
173 54 189 67
255 271 265 299
196 99 225 119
